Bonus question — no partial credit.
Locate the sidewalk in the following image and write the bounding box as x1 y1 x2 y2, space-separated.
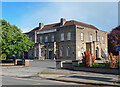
38 68 120 86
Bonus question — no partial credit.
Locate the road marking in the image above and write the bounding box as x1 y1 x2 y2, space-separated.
48 80 82 85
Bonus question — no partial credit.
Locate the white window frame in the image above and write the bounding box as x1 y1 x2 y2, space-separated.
90 34 92 42
35 49 37 57
67 47 71 56
81 47 84 56
102 36 104 44
61 33 64 41
40 36 42 43
40 48 44 57
67 32 71 40
51 35 54 42
78 51 81 58
81 32 84 41
97 36 100 42
45 36 48 42
60 47 64 57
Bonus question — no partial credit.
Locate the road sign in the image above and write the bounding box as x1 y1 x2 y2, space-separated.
115 45 120 51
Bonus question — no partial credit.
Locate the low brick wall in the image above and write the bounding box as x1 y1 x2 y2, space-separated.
73 67 119 75
25 60 30 66
62 62 73 69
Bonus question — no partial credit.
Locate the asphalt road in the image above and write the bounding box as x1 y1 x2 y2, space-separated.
2 76 81 85
1 60 108 86
2 60 81 85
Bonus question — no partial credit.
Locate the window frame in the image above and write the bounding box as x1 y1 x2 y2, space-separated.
45 36 48 42
60 47 64 57
90 34 92 42
81 32 84 41
51 35 54 42
67 47 71 56
40 36 42 43
67 32 71 40
61 33 64 41
97 36 100 42
81 47 84 56
102 36 104 44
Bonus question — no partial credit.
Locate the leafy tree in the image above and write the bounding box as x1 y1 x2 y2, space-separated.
1 20 34 59
108 26 120 55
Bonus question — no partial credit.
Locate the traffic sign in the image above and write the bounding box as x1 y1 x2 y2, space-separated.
115 45 120 51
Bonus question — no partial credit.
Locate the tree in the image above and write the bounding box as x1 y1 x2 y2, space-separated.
108 26 120 55
1 20 34 59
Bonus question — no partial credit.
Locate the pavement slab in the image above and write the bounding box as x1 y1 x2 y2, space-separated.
38 68 120 86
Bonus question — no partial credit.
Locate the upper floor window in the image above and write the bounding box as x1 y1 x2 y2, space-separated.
40 36 42 43
45 36 48 42
61 33 64 41
97 36 100 42
67 32 71 40
51 35 54 42
60 47 64 57
102 36 104 44
67 47 71 56
90 34 92 42
30 37 32 41
81 32 84 41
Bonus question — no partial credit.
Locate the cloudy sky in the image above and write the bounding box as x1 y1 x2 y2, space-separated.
2 2 118 33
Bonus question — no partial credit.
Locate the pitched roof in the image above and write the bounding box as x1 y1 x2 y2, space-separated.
29 20 99 32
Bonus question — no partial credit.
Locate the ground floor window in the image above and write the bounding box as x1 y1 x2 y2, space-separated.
29 49 32 57
67 47 71 56
35 48 38 57
78 51 81 58
60 47 64 57
40 48 44 57
81 47 84 56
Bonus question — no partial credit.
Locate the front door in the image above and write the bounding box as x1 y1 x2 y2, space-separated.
96 47 99 58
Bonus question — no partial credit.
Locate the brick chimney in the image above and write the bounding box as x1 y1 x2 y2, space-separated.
39 23 44 30
60 18 66 26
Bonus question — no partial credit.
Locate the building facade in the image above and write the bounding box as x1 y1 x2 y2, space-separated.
25 18 108 60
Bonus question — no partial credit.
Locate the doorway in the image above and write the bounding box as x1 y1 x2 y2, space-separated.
86 43 92 53
96 47 99 58
49 51 53 59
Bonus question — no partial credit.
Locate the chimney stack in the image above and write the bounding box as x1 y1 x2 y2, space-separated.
39 23 44 30
60 18 66 26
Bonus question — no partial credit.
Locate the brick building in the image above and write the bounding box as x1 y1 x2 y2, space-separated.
25 18 108 60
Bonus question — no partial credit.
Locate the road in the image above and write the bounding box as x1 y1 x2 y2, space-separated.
1 60 107 86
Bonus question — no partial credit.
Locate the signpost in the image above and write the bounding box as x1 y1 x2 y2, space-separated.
116 45 120 81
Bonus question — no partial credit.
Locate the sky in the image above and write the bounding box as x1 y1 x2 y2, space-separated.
2 2 118 33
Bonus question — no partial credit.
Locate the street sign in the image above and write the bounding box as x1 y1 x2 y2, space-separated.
115 45 120 51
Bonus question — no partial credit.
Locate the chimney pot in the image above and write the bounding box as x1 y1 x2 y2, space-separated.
60 18 66 26
39 23 44 30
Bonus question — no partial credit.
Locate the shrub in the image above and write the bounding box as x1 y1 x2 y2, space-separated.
0 53 7 60
82 49 96 67
107 53 117 68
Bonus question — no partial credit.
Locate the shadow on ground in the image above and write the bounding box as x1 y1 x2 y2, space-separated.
68 75 114 83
